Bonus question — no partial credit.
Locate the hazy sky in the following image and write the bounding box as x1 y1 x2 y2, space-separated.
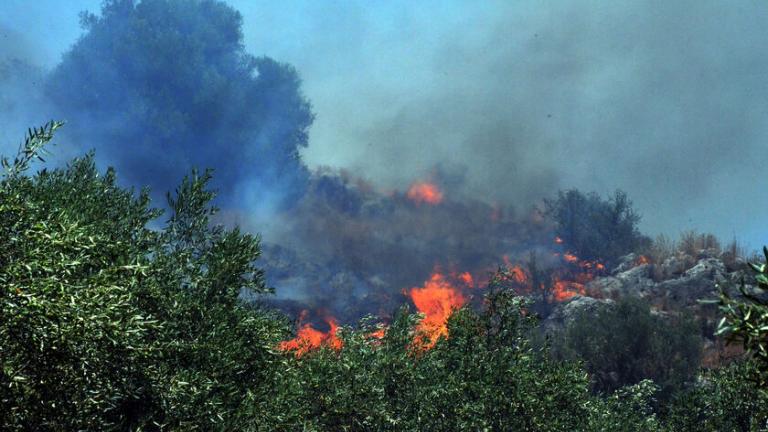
2 0 768 249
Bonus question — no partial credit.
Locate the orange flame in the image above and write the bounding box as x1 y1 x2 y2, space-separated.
278 313 343 357
554 236 563 244
501 256 530 286
636 255 650 265
563 252 579 263
552 279 586 301
367 327 386 339
509 266 528 284
407 181 444 205
458 271 475 287
408 272 466 350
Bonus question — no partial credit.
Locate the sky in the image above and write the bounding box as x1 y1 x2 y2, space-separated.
2 0 768 249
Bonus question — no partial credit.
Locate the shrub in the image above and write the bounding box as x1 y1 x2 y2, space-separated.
553 296 702 400
663 361 768 431
716 246 768 387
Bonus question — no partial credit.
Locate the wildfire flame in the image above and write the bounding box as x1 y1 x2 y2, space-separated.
551 249 605 300
406 181 444 205
367 327 386 339
281 241 615 354
563 252 579 263
278 312 343 357
552 279 586 301
408 271 466 350
509 266 528 284
458 271 475 288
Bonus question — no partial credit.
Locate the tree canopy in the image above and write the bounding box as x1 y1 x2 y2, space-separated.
545 189 650 264
46 0 314 208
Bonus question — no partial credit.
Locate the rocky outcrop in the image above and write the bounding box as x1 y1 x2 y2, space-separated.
547 254 755 334
543 295 613 334
584 255 745 307
651 258 728 308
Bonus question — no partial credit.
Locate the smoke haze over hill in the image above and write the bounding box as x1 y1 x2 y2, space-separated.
3 0 767 248
1 1 768 322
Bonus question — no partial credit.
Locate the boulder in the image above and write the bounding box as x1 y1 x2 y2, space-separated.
587 264 655 298
611 253 639 275
543 296 613 334
652 258 727 307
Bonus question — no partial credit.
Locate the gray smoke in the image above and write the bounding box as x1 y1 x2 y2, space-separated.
239 0 768 248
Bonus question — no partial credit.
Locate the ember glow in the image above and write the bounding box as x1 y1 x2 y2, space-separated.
408 272 466 350
406 181 444 205
278 312 343 357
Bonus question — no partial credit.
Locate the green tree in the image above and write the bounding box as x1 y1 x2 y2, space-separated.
545 189 650 264
0 123 287 430
46 0 314 207
0 123 163 429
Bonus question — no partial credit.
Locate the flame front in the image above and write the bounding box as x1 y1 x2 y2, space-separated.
408 272 466 350
278 314 343 357
407 181 444 205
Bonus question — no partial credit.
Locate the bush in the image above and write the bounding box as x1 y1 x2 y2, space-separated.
553 296 702 400
2 123 761 429
662 361 768 431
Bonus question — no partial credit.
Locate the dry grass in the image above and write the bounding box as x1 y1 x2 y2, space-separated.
722 238 748 271
678 230 721 257
645 231 738 280
647 234 676 265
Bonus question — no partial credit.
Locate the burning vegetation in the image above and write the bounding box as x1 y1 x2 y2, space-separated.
5 0 767 428
276 229 612 354
5 123 765 430
408 271 467 350
278 311 343 356
406 180 444 205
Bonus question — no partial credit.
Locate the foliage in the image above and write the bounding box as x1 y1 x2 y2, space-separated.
1 124 762 429
0 123 287 431
258 291 596 431
716 246 768 388
663 361 768 432
553 296 702 399
544 189 650 264
585 380 662 432
46 0 314 207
